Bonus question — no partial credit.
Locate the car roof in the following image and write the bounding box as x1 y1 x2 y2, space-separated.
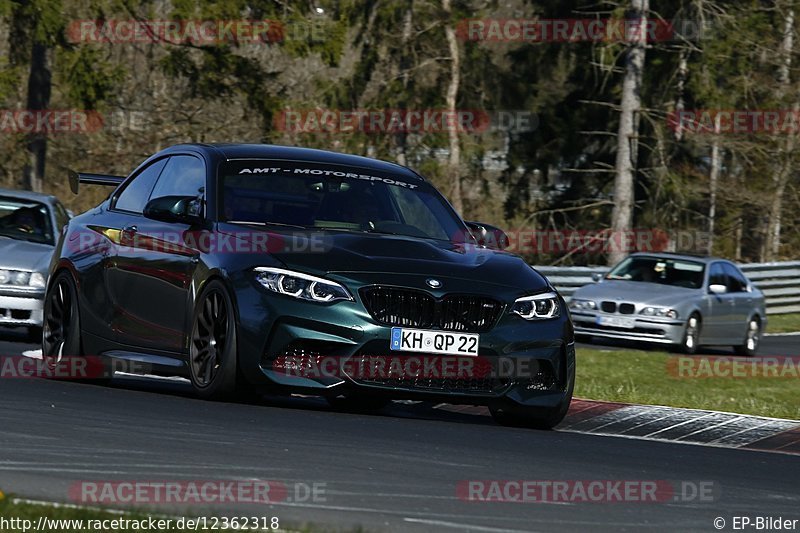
628 252 727 265
161 143 426 182
0 187 59 204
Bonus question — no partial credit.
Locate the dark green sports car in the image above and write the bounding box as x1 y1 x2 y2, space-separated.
44 143 574 428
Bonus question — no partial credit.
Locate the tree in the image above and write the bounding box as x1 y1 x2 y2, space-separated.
609 0 649 265
3 0 63 191
442 0 463 213
1 0 123 191
764 3 796 260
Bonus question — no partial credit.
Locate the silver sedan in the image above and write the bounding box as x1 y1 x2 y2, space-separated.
0 188 71 341
569 253 766 355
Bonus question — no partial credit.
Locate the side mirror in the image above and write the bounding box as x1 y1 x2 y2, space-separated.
465 221 510 250
143 195 203 225
709 284 727 295
591 272 604 282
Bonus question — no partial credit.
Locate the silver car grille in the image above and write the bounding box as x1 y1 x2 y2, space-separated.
600 301 635 314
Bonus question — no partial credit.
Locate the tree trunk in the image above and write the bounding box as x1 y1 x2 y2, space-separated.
609 0 649 265
674 51 688 142
707 113 722 255
765 121 794 260
395 5 413 167
443 0 463 214
731 152 744 261
764 8 794 260
23 43 51 192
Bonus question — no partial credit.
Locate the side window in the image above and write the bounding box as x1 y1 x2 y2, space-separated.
723 263 748 293
114 158 168 213
708 263 726 289
149 155 206 201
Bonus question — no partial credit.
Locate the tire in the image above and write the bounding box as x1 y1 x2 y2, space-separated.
188 280 239 400
42 272 110 384
326 395 391 412
733 316 761 357
679 313 701 355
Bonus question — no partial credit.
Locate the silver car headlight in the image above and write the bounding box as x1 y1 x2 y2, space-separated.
569 298 597 312
639 306 679 319
254 267 352 303
29 272 46 288
512 291 560 320
0 269 33 286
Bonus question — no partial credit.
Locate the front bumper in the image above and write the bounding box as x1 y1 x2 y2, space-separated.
571 311 685 344
0 289 45 328
234 278 575 409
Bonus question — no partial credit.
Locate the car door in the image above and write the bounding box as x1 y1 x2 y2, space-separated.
722 262 753 339
703 261 734 343
109 155 206 353
80 157 167 343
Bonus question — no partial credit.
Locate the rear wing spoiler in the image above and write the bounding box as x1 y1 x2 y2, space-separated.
68 170 126 195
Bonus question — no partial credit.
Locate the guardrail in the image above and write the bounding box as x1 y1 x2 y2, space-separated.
534 261 800 315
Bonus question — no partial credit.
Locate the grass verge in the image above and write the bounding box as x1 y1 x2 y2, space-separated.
0 495 315 532
575 347 800 420
765 313 800 334
0 497 168 532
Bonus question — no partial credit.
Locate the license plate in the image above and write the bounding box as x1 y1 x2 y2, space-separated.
390 327 479 356
596 315 636 329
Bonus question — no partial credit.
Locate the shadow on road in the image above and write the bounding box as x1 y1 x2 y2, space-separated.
103 373 499 427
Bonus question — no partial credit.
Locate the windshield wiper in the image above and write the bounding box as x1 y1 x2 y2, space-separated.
313 225 363 232
314 226 403 237
226 220 308 230
363 228 407 237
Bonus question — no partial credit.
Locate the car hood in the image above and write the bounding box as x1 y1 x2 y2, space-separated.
221 225 550 291
572 279 699 306
0 237 54 272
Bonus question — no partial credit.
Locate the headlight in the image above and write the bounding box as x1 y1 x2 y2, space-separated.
639 306 679 319
254 267 352 303
0 270 37 286
512 291 560 320
569 298 597 311
0 270 41 287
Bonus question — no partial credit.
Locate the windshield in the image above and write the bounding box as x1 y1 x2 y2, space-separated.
219 160 466 241
606 256 705 289
0 196 54 245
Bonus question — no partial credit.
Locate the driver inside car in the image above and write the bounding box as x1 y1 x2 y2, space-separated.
1 206 46 237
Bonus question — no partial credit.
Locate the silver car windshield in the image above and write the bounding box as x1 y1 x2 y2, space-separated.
607 256 705 289
0 196 54 245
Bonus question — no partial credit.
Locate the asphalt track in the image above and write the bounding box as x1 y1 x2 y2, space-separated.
1 330 799 532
